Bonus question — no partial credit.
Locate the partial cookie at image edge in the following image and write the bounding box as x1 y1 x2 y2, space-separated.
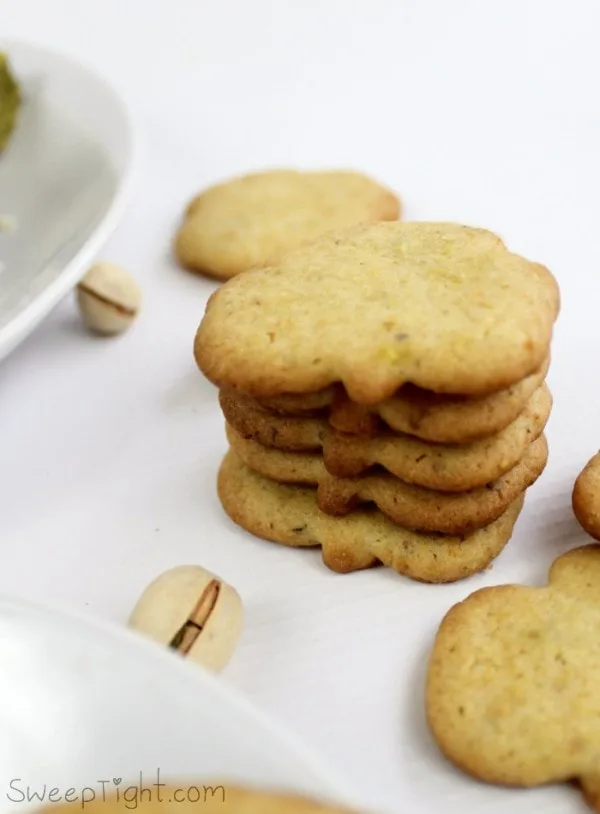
572 451 600 541
424 544 600 812
34 784 361 814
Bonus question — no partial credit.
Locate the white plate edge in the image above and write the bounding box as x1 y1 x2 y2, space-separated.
0 591 355 809
0 37 139 362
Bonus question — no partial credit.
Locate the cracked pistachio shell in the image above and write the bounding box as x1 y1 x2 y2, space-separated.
77 262 141 335
128 565 243 672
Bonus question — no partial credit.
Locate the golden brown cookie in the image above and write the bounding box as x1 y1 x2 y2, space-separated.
195 222 560 402
325 387 381 436
220 388 328 451
219 384 552 492
324 384 551 490
425 544 600 812
256 356 550 444
316 434 547 534
225 385 551 494
259 387 339 414
572 451 600 541
34 784 359 814
336 356 551 441
258 354 549 432
218 450 525 583
226 422 325 483
174 168 400 280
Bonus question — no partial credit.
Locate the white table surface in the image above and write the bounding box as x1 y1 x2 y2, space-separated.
2 2 600 812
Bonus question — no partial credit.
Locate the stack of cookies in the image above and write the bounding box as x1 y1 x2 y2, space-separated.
194 222 560 583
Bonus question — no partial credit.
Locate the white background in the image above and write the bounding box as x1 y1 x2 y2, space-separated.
2 1 600 812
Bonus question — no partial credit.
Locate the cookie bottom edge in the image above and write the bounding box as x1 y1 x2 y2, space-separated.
217 449 526 583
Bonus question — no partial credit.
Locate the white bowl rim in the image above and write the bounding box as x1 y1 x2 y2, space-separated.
0 37 139 360
0 39 349 807
0 590 350 805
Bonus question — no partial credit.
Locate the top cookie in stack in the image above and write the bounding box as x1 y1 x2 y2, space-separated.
194 222 560 583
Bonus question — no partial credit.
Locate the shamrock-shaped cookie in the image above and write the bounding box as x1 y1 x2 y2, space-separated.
426 544 600 811
195 222 560 403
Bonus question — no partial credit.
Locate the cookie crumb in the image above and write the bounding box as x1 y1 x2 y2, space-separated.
0 214 17 232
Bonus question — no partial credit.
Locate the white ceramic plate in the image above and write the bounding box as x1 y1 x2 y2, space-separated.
0 595 351 813
0 40 135 362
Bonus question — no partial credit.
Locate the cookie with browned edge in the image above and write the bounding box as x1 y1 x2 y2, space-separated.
225 385 552 492
220 388 328 451
218 450 525 583
573 451 600 541
257 355 550 444
195 222 559 402
426 544 600 813
175 168 400 280
227 426 546 534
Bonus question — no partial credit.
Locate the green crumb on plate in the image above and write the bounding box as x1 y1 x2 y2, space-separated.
0 53 21 153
